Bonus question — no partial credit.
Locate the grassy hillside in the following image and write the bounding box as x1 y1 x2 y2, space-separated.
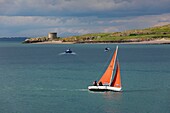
61 24 170 42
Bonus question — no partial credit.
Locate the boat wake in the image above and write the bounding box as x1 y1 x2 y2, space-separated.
32 87 88 92
53 88 88 92
58 52 77 55
74 89 88 92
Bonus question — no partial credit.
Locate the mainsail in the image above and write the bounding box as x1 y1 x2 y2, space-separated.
98 46 118 85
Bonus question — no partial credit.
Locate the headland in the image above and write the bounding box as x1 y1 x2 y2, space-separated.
23 24 170 44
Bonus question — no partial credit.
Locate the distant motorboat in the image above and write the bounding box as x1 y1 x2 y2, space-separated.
65 49 72 54
104 47 110 52
58 48 76 55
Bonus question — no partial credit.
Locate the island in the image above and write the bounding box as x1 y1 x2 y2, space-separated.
23 24 170 44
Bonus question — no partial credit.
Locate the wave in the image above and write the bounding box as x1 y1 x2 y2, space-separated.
58 52 77 55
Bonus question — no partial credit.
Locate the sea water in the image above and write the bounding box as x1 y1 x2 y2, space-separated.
0 39 169 113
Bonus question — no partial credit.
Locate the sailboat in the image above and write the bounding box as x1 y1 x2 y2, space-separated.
88 46 122 92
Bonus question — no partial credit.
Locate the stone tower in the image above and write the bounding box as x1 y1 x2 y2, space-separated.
48 32 57 40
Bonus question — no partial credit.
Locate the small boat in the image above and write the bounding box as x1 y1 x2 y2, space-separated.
104 47 110 52
88 46 122 92
59 48 76 55
65 49 72 54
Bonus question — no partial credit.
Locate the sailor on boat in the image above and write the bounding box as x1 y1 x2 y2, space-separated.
99 82 103 86
93 81 97 86
65 48 72 54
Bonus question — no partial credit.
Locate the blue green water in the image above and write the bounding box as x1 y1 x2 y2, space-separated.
0 40 170 113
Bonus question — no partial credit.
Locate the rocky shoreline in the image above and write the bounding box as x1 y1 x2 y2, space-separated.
33 38 170 45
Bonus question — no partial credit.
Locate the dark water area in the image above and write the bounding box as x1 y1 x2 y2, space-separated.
0 39 169 113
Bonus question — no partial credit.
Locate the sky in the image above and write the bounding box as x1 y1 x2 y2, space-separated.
0 0 170 37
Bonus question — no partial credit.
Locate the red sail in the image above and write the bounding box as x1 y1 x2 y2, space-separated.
110 61 121 88
98 47 118 85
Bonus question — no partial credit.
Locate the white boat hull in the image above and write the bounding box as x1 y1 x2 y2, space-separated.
88 86 121 92
107 86 122 92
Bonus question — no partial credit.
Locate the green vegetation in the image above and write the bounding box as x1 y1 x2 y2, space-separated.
61 24 170 43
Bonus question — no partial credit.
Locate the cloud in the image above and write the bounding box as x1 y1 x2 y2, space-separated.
0 0 170 17
0 16 99 37
0 13 170 37
0 1 170 37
